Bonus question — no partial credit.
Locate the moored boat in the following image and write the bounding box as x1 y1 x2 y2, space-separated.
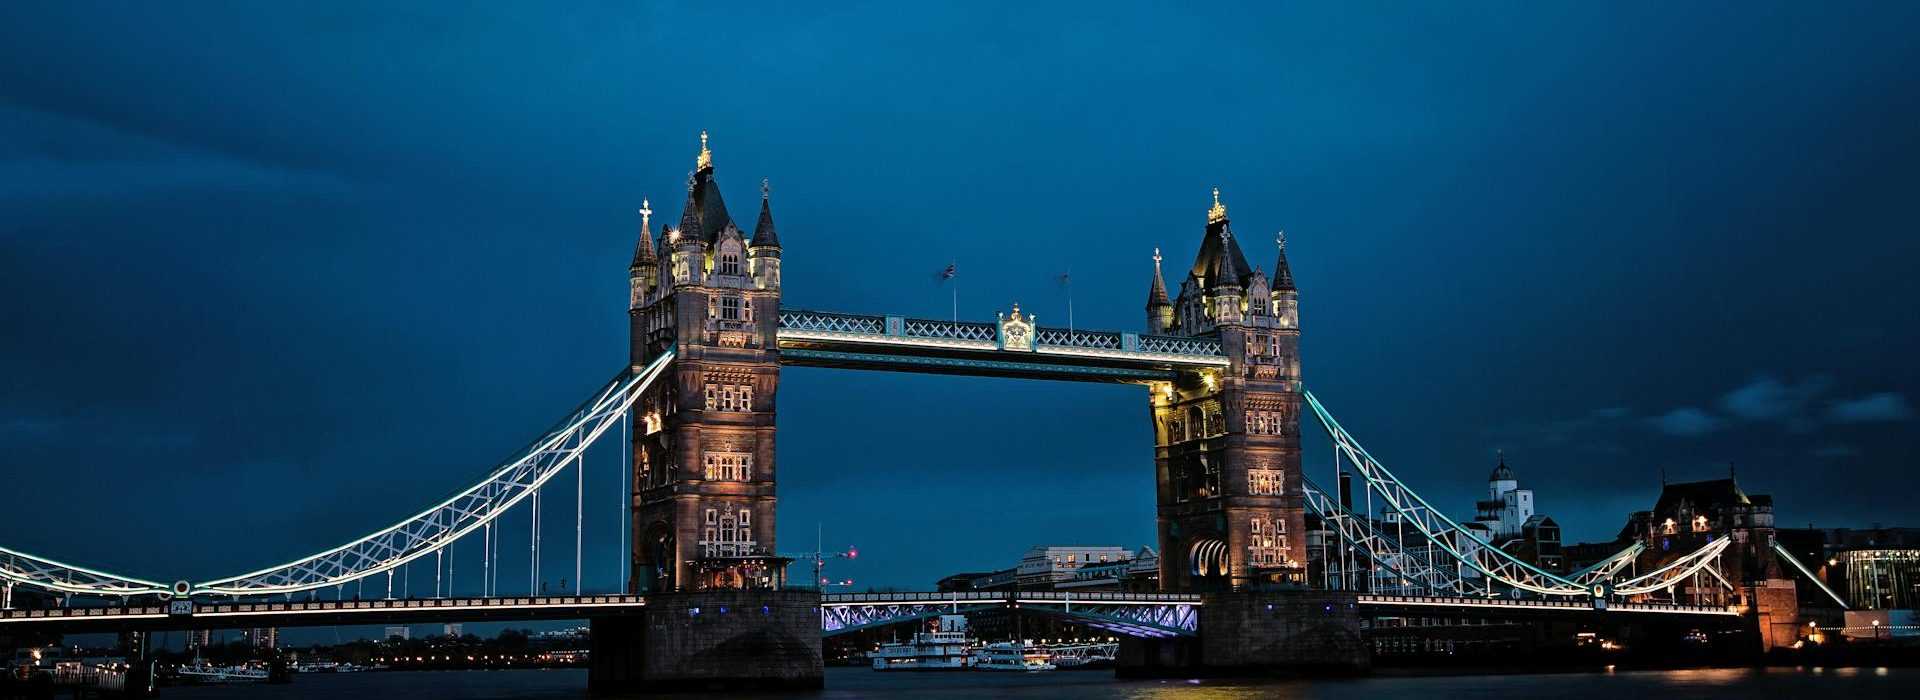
871 615 975 671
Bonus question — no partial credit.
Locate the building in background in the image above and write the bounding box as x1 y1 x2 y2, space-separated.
1463 453 1564 573
1774 525 1920 610
245 627 277 651
443 623 465 638
939 546 1157 592
383 626 410 642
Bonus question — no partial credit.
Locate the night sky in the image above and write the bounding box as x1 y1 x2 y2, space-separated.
4 1 1918 637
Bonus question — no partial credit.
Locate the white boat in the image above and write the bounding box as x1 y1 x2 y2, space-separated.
871 615 975 671
176 663 269 684
970 642 1055 671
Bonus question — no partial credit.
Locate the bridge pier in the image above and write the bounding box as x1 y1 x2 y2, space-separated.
1118 590 1368 678
588 589 821 693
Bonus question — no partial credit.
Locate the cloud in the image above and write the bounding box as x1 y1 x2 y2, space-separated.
1647 407 1721 436
1718 374 1831 424
1828 393 1914 422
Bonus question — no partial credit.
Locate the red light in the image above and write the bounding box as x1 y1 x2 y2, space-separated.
847 547 858 559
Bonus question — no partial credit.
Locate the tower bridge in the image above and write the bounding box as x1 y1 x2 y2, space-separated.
2 133 1801 691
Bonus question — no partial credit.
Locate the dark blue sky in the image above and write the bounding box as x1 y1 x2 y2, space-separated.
4 1 1918 616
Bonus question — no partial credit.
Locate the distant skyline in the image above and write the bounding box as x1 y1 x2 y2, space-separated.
3 1 1918 646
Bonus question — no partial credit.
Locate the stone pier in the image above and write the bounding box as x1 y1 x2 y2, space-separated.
1119 590 1369 677
589 589 822 693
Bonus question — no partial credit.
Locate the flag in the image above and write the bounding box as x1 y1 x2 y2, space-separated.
1056 271 1071 287
936 262 956 284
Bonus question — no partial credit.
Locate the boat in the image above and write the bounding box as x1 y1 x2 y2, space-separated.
871 615 975 671
970 641 1055 671
175 660 270 684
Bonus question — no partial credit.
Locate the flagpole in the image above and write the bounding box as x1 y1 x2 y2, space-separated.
952 283 957 322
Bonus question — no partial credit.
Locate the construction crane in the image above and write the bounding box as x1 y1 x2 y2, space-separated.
780 524 858 590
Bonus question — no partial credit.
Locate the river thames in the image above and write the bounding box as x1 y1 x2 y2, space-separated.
159 666 1915 699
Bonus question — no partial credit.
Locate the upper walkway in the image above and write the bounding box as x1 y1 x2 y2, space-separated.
776 309 1227 384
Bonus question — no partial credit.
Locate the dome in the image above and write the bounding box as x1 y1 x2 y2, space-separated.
1489 452 1515 481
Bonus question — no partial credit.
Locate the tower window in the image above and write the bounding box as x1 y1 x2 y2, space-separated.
704 382 754 412
1248 468 1284 495
703 452 753 481
719 252 742 276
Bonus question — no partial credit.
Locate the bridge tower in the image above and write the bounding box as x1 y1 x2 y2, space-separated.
1145 189 1305 591
627 132 786 593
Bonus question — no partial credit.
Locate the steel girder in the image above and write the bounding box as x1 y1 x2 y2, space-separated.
1302 390 1732 601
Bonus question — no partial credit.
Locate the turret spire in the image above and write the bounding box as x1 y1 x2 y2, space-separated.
1146 247 1171 309
1208 186 1228 224
751 177 781 249
676 172 703 244
1272 229 1296 291
631 198 657 267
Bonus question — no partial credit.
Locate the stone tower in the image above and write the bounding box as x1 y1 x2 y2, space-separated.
1145 188 1305 591
628 132 786 593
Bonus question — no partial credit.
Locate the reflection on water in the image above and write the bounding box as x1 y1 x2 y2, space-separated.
158 665 1920 699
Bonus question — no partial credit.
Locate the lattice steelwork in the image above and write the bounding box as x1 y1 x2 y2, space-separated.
1137 335 1222 356
778 310 885 335
1303 390 1729 600
820 592 1200 638
903 318 997 342
1035 328 1123 350
188 350 677 597
0 547 170 597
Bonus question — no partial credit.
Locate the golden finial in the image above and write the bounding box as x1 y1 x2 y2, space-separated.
639 198 652 230
1207 186 1228 224
696 130 712 170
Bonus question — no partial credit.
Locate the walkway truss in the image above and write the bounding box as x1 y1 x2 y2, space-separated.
1300 391 1731 603
1 351 677 600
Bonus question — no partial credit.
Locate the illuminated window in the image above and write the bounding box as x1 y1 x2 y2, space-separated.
703 452 752 481
718 252 742 276
720 296 742 320
699 504 755 557
1249 517 1289 566
1248 469 1284 495
704 382 753 412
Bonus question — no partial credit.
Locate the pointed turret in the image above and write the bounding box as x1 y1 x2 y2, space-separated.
1271 230 1295 291
630 198 658 269
683 131 733 244
675 176 704 244
1210 225 1246 292
1146 248 1173 334
1188 187 1253 287
750 178 781 250
629 198 658 308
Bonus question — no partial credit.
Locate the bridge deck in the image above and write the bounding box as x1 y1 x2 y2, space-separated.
0 595 652 633
0 591 1738 634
